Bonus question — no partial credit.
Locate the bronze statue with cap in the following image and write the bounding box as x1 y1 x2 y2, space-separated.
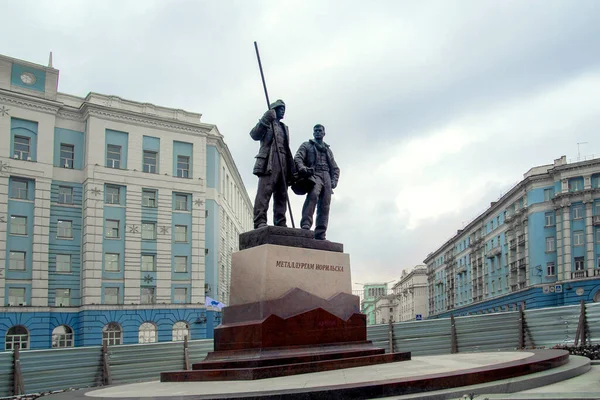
249 99 295 229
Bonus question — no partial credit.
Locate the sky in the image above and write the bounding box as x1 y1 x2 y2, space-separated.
2 0 600 288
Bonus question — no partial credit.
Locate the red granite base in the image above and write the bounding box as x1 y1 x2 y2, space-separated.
215 307 366 351
161 342 411 381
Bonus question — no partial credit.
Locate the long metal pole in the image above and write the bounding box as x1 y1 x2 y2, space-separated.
253 41 295 228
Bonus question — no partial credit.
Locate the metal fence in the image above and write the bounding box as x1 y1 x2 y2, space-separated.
1 302 599 397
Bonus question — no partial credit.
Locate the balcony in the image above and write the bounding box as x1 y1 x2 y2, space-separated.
572 270 588 279
593 215 600 226
509 240 516 250
457 265 467 274
518 258 527 269
510 284 518 292
469 237 483 248
486 245 502 258
518 235 525 246
595 269 600 277
519 282 526 289
510 262 517 272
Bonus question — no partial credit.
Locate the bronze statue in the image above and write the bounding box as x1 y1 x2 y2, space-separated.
249 99 295 229
294 124 340 240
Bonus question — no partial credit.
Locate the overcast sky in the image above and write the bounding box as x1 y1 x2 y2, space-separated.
2 0 600 288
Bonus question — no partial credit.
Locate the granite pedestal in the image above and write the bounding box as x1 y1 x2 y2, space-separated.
161 226 410 381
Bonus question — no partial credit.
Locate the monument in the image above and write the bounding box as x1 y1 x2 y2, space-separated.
161 115 410 382
160 42 410 382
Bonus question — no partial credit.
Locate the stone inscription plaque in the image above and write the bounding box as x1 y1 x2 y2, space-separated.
275 260 345 272
229 244 351 306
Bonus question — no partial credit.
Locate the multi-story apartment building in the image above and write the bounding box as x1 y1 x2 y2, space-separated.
391 265 428 322
359 283 390 325
0 54 252 350
425 156 600 318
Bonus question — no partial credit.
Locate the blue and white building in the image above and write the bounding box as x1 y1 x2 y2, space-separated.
425 156 600 318
0 54 252 350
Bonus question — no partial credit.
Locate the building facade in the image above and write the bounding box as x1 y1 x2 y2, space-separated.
359 283 390 325
391 265 428 322
425 156 600 319
0 54 252 350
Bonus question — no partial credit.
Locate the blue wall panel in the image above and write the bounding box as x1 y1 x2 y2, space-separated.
105 129 129 169
10 63 46 92
142 136 160 152
205 200 219 301
171 211 192 281
0 308 215 349
48 182 83 307
10 118 38 161
206 145 219 189
6 199 35 283
53 128 85 169
173 141 193 177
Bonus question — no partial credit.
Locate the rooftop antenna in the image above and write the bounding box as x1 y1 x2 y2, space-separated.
577 142 588 161
48 51 53 68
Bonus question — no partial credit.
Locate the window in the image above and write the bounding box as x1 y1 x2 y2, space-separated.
546 237 555 252
172 321 189 341
52 325 73 348
8 288 26 306
106 144 121 168
105 186 120 204
11 180 28 199
14 136 30 159
60 144 74 168
105 253 120 272
176 155 190 178
547 262 556 276
175 225 187 242
10 216 27 235
544 188 553 201
143 150 158 173
573 205 583 220
104 287 119 305
574 230 584 246
174 256 187 273
102 322 122 346
142 223 156 240
141 255 156 271
545 212 555 227
9 251 26 271
105 220 120 239
56 254 71 272
57 220 73 238
569 179 583 192
174 288 187 303
597 228 600 243
138 322 157 343
141 287 156 304
142 190 156 207
55 288 70 306
575 257 585 271
58 186 73 204
175 194 188 211
5 326 29 351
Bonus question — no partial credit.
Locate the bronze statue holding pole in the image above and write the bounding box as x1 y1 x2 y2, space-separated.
251 42 296 229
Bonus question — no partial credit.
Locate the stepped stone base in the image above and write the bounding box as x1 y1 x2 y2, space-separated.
161 342 411 381
160 227 412 382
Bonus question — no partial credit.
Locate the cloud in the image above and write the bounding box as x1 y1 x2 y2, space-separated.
1 0 600 287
